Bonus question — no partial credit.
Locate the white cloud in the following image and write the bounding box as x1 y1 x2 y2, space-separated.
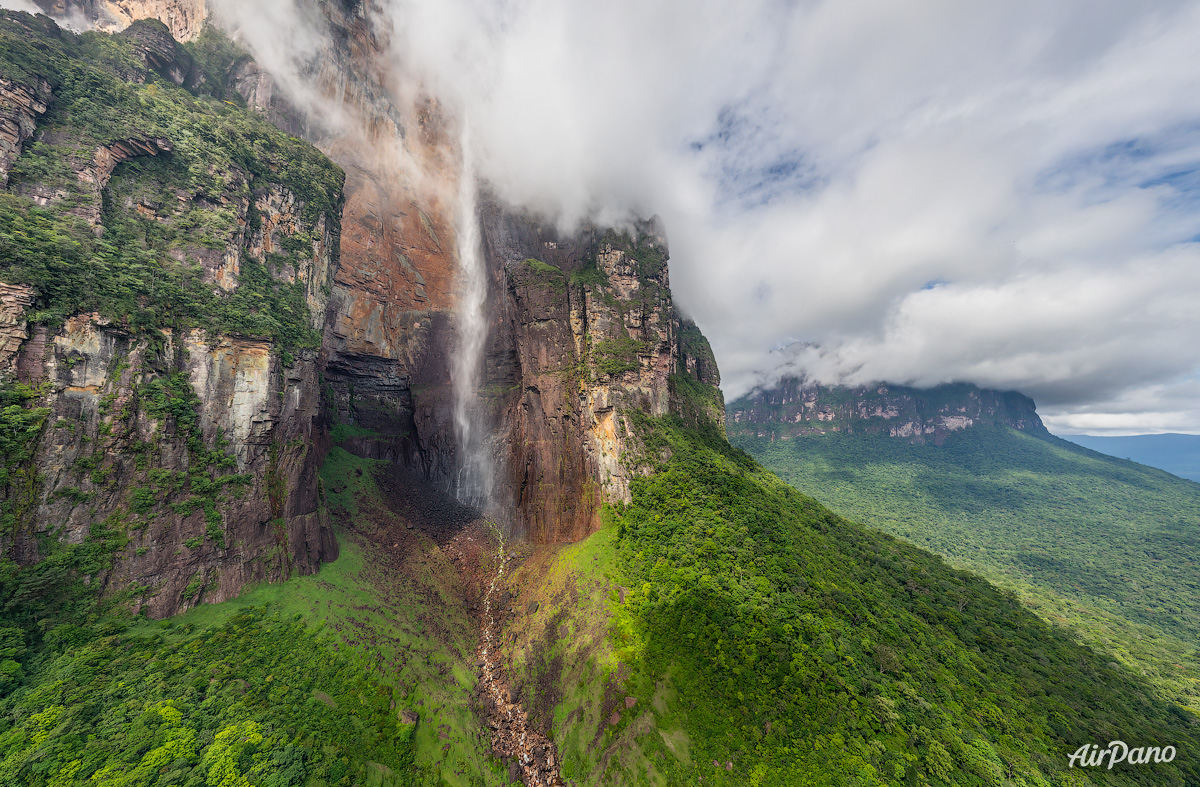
211 0 1200 433
0 1 41 13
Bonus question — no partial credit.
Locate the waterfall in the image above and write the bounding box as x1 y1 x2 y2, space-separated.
451 123 494 511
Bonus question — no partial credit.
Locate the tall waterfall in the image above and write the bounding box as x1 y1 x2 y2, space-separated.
451 124 494 511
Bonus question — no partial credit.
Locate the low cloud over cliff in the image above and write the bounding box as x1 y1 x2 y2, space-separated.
211 0 1200 434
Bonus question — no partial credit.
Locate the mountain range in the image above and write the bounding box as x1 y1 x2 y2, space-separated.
1061 433 1200 484
729 378 1200 715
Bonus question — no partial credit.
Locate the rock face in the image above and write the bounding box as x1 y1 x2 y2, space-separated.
0 78 50 187
0 283 34 372
482 208 722 541
12 322 335 616
0 6 723 619
117 17 201 87
0 11 341 615
2 155 343 615
728 379 1046 446
199 1 724 541
34 0 207 41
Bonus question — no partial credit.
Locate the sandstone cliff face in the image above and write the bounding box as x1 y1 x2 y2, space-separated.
2 161 342 616
213 0 470 490
482 208 722 541
201 1 726 541
0 78 49 188
34 0 207 41
11 321 334 617
0 283 34 372
0 11 342 615
1 4 724 576
728 379 1045 446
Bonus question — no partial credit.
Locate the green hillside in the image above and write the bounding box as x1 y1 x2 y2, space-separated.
729 422 1200 712
7 416 1200 785
497 414 1200 785
0 440 508 787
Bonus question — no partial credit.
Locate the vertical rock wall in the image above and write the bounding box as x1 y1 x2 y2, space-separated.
727 379 1046 445
1 3 725 583
0 10 344 615
481 205 722 542
33 0 207 41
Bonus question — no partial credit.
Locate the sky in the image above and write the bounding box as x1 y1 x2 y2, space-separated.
28 0 1200 435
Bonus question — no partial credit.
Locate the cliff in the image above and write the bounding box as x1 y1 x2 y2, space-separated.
482 209 723 540
0 7 722 619
193 1 721 542
33 0 207 41
728 378 1045 445
0 13 341 616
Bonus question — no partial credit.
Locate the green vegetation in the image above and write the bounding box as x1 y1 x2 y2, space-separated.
505 416 1200 785
313 448 504 784
0 11 340 347
0 606 414 786
593 335 646 377
599 228 667 287
515 258 566 295
0 445 509 786
0 382 50 534
522 258 562 277
568 261 608 288
128 372 249 549
730 425 1200 711
0 518 126 692
183 24 252 100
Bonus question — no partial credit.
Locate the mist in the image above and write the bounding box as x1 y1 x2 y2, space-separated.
207 0 1200 435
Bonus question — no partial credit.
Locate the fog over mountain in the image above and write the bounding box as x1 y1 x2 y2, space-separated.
203 0 1200 434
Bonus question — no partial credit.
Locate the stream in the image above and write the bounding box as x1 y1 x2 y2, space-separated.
450 521 563 786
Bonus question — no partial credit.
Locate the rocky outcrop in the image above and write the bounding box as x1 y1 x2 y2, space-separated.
481 209 721 541
203 2 723 542
2 161 342 615
71 135 173 223
0 11 343 615
0 78 50 187
34 0 207 41
2 4 723 571
11 319 335 617
728 379 1046 445
117 17 201 87
0 283 34 373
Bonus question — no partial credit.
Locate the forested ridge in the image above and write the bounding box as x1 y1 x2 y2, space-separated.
731 421 1200 715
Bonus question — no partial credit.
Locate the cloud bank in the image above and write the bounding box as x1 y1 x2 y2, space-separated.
212 0 1200 435
0 1 40 14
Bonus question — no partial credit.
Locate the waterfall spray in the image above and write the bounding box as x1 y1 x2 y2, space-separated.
451 123 494 511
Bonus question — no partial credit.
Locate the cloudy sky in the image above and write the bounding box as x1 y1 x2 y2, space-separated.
212 0 1200 434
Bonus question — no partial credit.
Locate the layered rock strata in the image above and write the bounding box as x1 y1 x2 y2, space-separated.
0 11 342 615
0 4 724 612
34 0 207 41
728 379 1046 445
0 78 50 187
482 208 722 541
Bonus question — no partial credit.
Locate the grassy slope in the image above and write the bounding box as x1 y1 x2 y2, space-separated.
497 526 692 786
8 425 1200 786
729 425 1200 713
0 441 508 787
501 417 1200 786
